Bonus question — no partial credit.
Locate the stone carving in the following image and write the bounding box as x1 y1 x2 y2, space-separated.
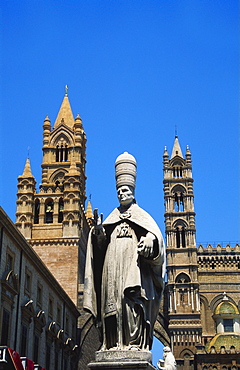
84 152 165 351
157 346 177 370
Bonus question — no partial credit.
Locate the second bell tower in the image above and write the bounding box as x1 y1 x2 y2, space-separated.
163 136 202 368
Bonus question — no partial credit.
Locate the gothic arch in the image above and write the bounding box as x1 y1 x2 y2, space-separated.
66 214 74 221
170 157 184 167
210 294 236 312
173 219 188 229
66 176 78 183
19 216 27 223
20 195 28 202
170 158 184 178
21 180 30 186
50 127 74 147
49 169 68 185
175 272 191 284
173 219 187 248
179 348 194 358
171 184 186 194
200 295 209 333
200 294 209 308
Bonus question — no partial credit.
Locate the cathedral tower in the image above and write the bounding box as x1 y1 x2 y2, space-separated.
163 137 202 369
16 88 89 306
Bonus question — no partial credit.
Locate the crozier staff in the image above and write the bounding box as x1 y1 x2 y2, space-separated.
84 152 165 351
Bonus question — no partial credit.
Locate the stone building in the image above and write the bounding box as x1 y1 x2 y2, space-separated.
163 136 240 369
0 206 79 369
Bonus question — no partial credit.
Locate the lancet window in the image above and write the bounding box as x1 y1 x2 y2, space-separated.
34 199 40 224
174 192 184 212
45 199 53 223
56 140 68 162
173 166 183 178
176 224 186 248
58 198 64 223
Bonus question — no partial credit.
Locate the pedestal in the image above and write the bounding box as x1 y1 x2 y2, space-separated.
88 350 156 370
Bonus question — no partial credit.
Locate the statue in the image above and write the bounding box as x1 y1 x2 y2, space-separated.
157 347 177 370
84 152 165 351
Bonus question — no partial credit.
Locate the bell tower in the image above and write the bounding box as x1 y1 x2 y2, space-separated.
16 88 89 306
163 136 202 369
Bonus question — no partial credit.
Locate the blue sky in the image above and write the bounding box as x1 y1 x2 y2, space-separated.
0 0 239 364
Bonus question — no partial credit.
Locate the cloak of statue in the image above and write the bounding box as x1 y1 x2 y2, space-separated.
84 201 165 350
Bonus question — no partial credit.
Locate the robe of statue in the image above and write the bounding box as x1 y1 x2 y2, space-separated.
84 202 165 350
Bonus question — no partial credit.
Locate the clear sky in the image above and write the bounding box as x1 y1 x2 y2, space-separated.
0 0 239 365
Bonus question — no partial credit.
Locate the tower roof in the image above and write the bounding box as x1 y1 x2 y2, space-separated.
22 158 34 177
86 200 94 220
54 94 75 128
205 333 240 352
171 136 183 159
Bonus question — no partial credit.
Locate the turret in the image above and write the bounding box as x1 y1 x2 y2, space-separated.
16 159 36 238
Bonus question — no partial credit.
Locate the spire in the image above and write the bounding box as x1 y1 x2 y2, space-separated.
171 136 183 159
22 158 34 177
54 88 75 128
85 200 94 220
163 146 169 158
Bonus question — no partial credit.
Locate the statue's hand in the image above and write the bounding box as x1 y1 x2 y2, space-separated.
157 360 165 370
137 232 156 258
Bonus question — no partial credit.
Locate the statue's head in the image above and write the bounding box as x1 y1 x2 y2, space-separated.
115 152 137 206
163 346 171 359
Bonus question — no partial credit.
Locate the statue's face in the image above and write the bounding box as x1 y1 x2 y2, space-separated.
117 185 134 206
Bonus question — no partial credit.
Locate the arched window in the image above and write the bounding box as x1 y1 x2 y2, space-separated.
65 144 68 161
174 193 184 212
55 139 69 162
176 227 181 248
173 165 183 178
174 193 179 212
182 227 186 248
58 198 64 223
34 199 40 224
180 193 184 211
56 145 60 162
176 225 186 248
60 144 64 162
45 200 53 223
176 273 190 284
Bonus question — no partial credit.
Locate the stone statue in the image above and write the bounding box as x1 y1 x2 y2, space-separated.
84 152 165 351
157 347 177 370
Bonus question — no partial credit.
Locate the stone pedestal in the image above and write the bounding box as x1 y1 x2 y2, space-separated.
88 350 156 370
